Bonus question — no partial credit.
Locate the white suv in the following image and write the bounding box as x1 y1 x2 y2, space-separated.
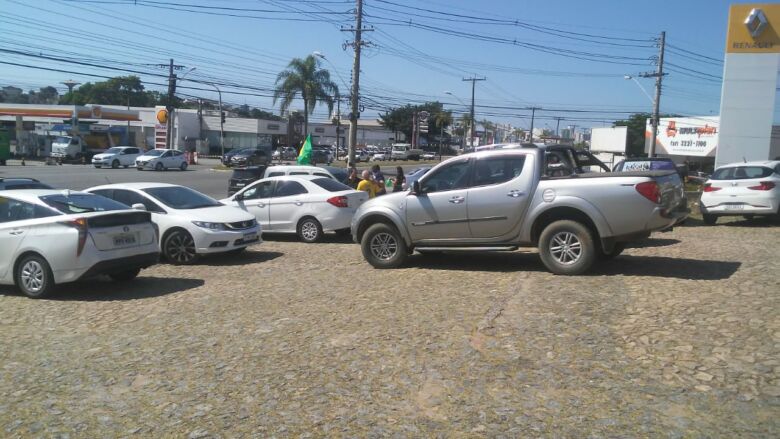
92 146 143 169
700 160 780 224
0 190 159 298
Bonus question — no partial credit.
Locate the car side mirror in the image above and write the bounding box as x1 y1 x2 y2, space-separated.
412 180 423 195
131 203 147 211
234 192 244 201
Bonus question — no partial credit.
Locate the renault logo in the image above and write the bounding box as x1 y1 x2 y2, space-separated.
745 8 768 38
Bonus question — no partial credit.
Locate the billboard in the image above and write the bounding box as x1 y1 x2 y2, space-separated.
645 116 719 157
590 126 627 153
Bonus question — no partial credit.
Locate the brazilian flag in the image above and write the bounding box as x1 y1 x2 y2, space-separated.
297 134 313 165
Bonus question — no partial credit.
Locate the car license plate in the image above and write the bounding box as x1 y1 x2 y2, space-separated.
113 233 137 246
236 183 246 187
243 232 257 242
725 204 744 211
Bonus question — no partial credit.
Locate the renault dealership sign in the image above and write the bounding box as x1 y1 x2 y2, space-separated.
645 116 719 157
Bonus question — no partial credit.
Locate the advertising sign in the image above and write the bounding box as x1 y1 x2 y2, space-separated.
590 126 627 153
154 106 168 148
645 116 719 157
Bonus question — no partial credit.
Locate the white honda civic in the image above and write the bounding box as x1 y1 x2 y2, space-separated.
86 183 261 264
221 175 368 242
700 160 780 224
0 190 159 298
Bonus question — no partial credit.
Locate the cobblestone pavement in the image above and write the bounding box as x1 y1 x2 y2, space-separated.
0 218 777 437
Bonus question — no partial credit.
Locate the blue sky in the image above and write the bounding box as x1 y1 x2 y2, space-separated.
0 0 749 131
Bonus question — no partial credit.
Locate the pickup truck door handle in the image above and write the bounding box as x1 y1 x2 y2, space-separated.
252 202 265 208
507 190 525 198
448 196 465 204
294 201 304 206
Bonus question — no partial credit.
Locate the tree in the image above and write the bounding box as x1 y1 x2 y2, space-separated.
273 55 338 136
614 112 678 157
60 76 158 107
378 101 451 145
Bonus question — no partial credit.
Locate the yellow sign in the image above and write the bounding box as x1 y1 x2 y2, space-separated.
726 4 780 53
156 108 168 124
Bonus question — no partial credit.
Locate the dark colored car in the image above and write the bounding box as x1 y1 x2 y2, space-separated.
231 148 269 167
228 166 267 196
613 157 688 180
221 147 251 166
322 166 348 184
311 147 333 165
0 178 53 190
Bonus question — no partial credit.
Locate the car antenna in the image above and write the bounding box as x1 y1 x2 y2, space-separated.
743 157 746 163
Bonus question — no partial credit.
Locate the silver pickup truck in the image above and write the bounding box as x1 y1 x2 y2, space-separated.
351 147 687 275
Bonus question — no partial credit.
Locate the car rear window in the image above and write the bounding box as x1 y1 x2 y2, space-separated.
310 178 352 192
711 166 774 180
40 193 129 214
231 168 265 179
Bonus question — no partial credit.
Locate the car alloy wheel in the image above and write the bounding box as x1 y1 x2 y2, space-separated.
155 162 164 171
111 159 119 169
360 223 408 268
180 162 188 171
21 260 45 293
298 218 322 243
549 231 582 265
164 231 198 264
16 255 54 298
370 232 398 260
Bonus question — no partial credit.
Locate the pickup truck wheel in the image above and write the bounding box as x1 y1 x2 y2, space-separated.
702 214 717 225
538 220 596 275
111 159 119 169
597 242 626 261
361 223 408 268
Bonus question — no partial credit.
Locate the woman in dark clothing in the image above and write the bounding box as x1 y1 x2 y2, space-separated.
392 166 406 192
345 166 362 189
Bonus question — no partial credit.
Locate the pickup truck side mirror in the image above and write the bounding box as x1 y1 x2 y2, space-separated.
234 192 244 201
131 203 147 211
412 180 423 195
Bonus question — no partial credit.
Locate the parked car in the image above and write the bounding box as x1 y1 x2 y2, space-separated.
222 175 368 243
92 146 143 169
0 178 53 190
85 183 261 264
613 157 688 180
422 152 437 160
699 160 780 224
371 152 388 161
351 147 687 275
311 147 333 165
343 149 370 163
222 147 251 166
135 149 188 171
402 166 432 190
228 166 267 196
231 148 269 167
0 190 159 298
263 165 336 180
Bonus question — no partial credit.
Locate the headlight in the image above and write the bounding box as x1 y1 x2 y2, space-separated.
192 221 226 231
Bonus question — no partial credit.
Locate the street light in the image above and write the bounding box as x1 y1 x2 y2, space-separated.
624 75 654 105
445 91 468 150
313 51 345 159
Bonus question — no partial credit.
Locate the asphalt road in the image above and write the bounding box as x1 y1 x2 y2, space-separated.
0 160 234 199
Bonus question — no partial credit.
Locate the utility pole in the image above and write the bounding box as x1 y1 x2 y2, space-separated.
527 107 541 143
554 117 563 138
166 58 175 149
463 76 485 148
335 93 341 159
342 0 372 166
641 31 666 157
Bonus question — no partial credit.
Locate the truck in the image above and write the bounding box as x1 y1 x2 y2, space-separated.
50 133 116 163
351 146 688 275
390 143 424 161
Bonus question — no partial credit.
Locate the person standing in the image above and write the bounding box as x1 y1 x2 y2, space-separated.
371 164 387 196
357 170 377 198
345 166 362 189
392 166 406 192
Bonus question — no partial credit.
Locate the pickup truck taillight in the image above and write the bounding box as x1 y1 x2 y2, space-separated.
327 196 349 208
635 181 661 204
59 217 88 256
702 183 721 192
747 181 775 191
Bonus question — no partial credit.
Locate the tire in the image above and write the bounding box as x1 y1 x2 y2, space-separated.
155 162 163 171
538 220 596 275
702 214 717 225
15 254 55 298
123 165 129 169
109 268 141 281
597 242 626 261
163 230 199 265
297 217 323 243
361 223 408 269
94 165 101 168
180 161 188 171
111 159 119 169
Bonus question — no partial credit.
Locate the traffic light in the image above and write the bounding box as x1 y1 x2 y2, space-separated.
221 111 226 124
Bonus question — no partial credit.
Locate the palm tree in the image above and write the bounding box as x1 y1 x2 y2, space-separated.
274 55 338 138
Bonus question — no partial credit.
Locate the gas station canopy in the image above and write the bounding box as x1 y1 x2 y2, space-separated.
0 104 140 121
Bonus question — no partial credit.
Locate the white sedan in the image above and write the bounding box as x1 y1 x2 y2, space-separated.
0 190 159 298
135 148 188 171
700 160 780 224
86 183 261 264
221 175 368 243
92 146 143 169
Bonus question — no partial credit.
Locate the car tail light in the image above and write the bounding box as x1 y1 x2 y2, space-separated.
60 217 88 256
327 196 349 208
635 181 661 204
747 181 775 191
703 183 721 192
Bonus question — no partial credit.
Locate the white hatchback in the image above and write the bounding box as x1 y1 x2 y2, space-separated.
86 183 261 264
136 148 188 171
92 146 142 169
221 175 368 242
0 190 159 298
700 160 780 224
